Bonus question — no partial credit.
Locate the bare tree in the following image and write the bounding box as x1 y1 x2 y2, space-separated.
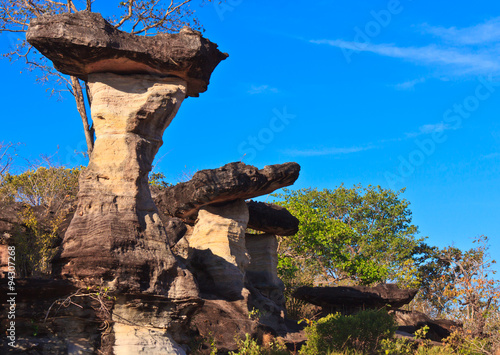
0 141 16 178
0 0 214 157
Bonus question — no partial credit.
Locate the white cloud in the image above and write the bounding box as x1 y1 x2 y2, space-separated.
394 78 426 90
406 122 457 138
421 17 500 45
283 145 373 157
248 84 279 95
310 39 500 74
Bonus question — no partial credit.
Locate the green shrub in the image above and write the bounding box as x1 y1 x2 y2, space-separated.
229 334 289 355
300 310 397 355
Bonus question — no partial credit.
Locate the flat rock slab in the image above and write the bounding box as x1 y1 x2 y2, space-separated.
247 201 299 236
156 162 300 223
27 11 228 97
293 284 418 310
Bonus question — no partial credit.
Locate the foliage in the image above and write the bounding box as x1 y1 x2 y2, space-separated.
229 334 289 355
0 165 80 210
438 236 499 337
299 310 397 355
0 163 81 276
413 236 500 339
148 172 172 190
13 205 64 276
273 185 424 286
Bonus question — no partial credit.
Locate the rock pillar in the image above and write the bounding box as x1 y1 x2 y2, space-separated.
188 200 250 300
54 74 197 297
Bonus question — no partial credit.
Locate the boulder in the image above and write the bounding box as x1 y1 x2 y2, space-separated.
156 162 300 223
247 201 299 236
392 309 461 342
26 11 228 97
292 284 418 313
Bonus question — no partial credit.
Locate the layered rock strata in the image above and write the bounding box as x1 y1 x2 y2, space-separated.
26 10 229 351
26 11 228 97
54 74 198 299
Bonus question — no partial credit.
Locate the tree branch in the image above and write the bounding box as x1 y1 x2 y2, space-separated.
70 76 94 157
114 0 134 29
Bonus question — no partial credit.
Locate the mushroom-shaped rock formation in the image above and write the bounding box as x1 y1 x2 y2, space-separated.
26 11 228 97
293 284 418 314
247 201 299 236
27 12 226 301
155 161 300 223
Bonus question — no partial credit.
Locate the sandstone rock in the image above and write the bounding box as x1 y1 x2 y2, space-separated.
26 11 227 97
112 293 201 353
113 323 186 355
0 278 103 353
53 74 198 300
245 233 285 297
293 284 418 313
392 309 461 342
164 215 188 248
189 298 257 352
188 200 249 300
156 162 300 223
247 201 299 236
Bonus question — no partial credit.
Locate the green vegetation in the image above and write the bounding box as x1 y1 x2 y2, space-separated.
272 185 423 287
0 163 81 276
229 334 289 355
299 310 397 355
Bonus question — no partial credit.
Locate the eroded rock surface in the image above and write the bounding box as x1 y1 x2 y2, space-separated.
54 74 198 299
247 201 299 236
27 11 228 97
293 284 418 313
156 162 300 223
188 200 249 300
392 310 461 342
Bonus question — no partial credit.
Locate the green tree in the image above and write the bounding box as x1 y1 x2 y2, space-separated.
0 160 81 276
0 0 218 156
272 185 424 286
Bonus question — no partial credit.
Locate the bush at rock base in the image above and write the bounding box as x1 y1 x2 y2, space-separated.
299 310 397 355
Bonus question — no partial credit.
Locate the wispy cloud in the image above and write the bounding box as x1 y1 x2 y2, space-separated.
393 78 426 90
481 152 500 160
310 39 500 74
248 84 279 95
421 17 500 45
283 145 373 157
406 122 457 138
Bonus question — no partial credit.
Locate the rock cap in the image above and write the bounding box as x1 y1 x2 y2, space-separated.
27 11 228 97
247 201 299 236
156 162 301 223
293 283 418 310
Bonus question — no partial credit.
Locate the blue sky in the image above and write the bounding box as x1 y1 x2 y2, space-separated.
0 1 499 267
